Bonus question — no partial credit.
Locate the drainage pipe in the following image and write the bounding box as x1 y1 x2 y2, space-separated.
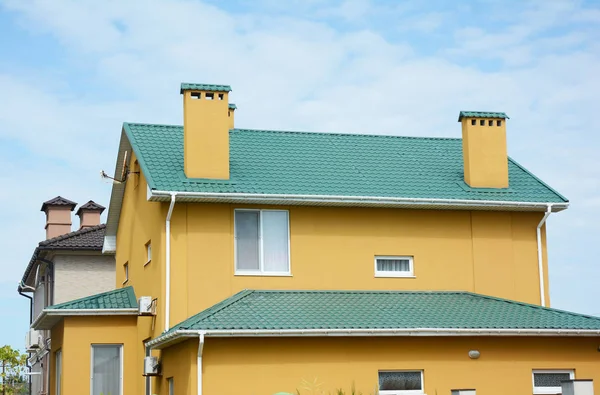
165 193 177 331
537 205 553 307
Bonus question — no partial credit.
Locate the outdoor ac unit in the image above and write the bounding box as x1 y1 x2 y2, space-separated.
138 296 154 316
143 356 160 376
25 329 41 350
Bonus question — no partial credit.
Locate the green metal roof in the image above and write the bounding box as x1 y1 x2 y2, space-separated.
228 103 237 110
48 286 137 310
180 83 232 93
458 111 509 121
169 290 600 332
123 124 567 203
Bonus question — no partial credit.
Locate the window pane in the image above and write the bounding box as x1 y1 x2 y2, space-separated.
379 371 422 391
235 211 260 271
377 259 410 272
534 372 571 387
92 346 121 395
55 350 62 395
262 211 289 273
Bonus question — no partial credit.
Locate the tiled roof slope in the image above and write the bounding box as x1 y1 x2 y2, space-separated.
124 124 567 203
48 286 137 310
39 224 105 250
169 290 600 332
40 196 77 211
76 200 106 215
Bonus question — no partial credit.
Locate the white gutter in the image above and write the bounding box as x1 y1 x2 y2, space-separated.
146 327 600 349
150 189 568 211
165 193 177 332
197 332 205 395
537 205 553 307
32 308 138 329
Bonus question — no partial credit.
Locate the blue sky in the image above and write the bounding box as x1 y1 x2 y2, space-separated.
1 0 599 351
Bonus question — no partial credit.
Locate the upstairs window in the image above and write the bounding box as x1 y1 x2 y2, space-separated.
375 256 414 278
378 371 424 394
234 209 290 275
533 370 574 394
123 262 129 285
145 241 152 266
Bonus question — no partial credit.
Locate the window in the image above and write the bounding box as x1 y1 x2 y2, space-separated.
91 345 123 395
168 377 174 395
479 119 485 126
123 262 129 285
234 209 290 275
532 370 574 394
145 241 152 265
375 256 414 278
378 371 424 394
497 120 502 126
488 120 493 126
55 349 62 395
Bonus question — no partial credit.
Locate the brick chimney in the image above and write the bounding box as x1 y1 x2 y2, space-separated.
75 200 105 229
458 111 510 188
41 196 77 239
181 83 232 179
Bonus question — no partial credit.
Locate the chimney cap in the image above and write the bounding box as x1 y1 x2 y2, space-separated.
228 103 237 110
180 83 232 94
458 111 509 122
75 200 106 216
40 196 77 212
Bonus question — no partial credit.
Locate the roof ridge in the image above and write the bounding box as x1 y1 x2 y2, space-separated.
463 291 600 322
39 223 106 246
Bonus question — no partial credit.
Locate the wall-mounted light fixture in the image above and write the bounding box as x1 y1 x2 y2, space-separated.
468 350 480 359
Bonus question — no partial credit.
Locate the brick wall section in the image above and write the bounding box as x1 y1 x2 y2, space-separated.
53 254 116 304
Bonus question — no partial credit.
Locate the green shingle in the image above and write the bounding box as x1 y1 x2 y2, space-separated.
458 111 509 121
48 286 137 310
169 290 600 332
124 124 567 203
228 103 237 110
180 83 232 93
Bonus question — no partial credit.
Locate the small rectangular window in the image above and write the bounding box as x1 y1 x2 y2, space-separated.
55 349 62 395
497 120 502 126
145 241 152 265
379 370 423 394
375 256 414 278
234 209 290 275
91 345 123 395
123 262 129 285
471 119 476 125
168 377 174 395
479 119 485 126
532 370 574 394
488 120 493 126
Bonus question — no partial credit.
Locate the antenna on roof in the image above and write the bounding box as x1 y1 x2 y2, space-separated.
100 150 130 184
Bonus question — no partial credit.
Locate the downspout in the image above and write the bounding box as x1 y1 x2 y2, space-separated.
165 193 177 332
145 343 151 395
537 205 553 307
37 257 54 395
17 287 33 395
197 332 205 395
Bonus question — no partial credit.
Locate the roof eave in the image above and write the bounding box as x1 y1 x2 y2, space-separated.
148 190 569 213
32 308 138 330
147 327 600 349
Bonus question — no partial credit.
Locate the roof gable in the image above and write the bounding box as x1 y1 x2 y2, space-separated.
169 290 600 333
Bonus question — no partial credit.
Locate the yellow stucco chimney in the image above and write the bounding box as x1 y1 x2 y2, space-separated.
458 111 510 189
181 83 232 179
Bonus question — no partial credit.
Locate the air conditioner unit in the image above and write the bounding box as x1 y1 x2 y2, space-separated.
25 329 41 351
143 356 160 376
138 296 154 316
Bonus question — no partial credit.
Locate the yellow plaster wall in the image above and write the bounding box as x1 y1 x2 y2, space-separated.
199 336 600 395
461 117 509 188
156 339 197 395
49 316 138 395
49 321 64 395
167 204 549 325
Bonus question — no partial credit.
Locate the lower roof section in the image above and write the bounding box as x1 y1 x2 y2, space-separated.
148 290 600 349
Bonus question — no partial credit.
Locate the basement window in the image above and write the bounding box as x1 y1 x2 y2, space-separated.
497 120 502 126
532 370 574 394
190 92 201 99
378 371 424 394
205 92 214 100
375 256 414 278
479 119 485 126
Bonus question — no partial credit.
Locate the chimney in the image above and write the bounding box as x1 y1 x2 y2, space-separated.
75 200 105 229
458 111 510 188
228 103 236 130
41 196 77 239
181 83 232 179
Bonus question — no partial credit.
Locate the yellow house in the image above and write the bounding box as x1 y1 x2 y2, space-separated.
34 83 600 395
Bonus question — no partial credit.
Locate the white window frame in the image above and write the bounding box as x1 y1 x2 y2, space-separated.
374 256 415 278
55 349 62 395
532 369 574 394
123 262 129 285
234 209 291 276
378 370 424 395
145 241 152 266
90 344 124 395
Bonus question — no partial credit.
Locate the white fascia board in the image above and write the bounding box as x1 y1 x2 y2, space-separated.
146 327 600 349
149 190 568 212
32 308 138 330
